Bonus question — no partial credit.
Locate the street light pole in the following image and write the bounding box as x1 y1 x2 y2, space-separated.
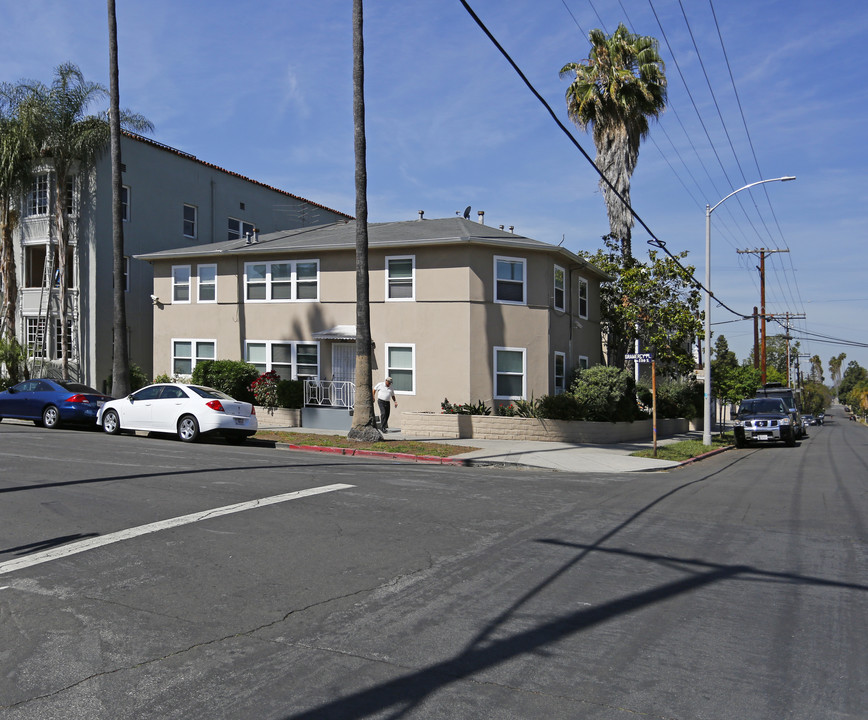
702 176 796 446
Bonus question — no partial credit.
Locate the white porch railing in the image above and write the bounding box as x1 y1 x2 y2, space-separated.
304 379 355 408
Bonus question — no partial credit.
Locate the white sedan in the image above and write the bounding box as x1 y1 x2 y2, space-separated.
98 383 257 444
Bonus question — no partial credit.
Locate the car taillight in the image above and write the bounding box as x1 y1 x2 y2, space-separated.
206 400 225 412
250 406 256 416
65 394 89 403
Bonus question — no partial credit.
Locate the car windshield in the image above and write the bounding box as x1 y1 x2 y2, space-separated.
739 399 786 415
187 385 234 400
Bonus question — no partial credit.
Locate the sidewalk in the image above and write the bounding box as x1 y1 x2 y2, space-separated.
258 425 704 473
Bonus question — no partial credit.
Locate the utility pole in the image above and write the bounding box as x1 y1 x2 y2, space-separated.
737 248 790 384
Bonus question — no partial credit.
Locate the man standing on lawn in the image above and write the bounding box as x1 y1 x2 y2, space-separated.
373 376 397 432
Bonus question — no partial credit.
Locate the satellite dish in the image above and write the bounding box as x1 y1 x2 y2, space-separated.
463 205 471 220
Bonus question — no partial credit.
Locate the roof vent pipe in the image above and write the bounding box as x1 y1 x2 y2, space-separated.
499 225 504 230
509 226 514 233
478 210 485 225
245 231 252 245
253 228 260 243
418 210 424 220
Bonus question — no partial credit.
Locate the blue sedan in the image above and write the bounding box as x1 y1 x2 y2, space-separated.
0 378 112 429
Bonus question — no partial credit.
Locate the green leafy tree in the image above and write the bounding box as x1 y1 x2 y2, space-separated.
580 235 702 373
21 63 150 380
0 82 39 378
800 380 831 416
763 334 797 378
560 23 666 258
838 361 868 401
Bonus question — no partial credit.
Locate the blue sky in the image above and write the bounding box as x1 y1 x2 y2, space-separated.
5 0 867 377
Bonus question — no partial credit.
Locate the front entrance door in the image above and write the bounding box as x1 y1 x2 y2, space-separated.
332 342 356 382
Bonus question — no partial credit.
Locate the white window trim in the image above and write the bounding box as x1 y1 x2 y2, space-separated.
494 256 527 306
243 260 319 303
493 346 527 400
385 255 416 302
122 185 130 222
579 355 589 370
244 340 321 379
171 339 216 377
26 173 49 217
578 276 589 320
197 263 217 304
385 343 416 395
228 217 256 241
553 264 566 312
172 265 191 304
554 351 566 395
183 204 197 239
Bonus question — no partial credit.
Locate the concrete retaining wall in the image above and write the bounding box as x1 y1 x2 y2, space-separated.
255 407 302 428
400 412 690 443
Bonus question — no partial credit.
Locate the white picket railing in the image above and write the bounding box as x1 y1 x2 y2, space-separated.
304 379 355 408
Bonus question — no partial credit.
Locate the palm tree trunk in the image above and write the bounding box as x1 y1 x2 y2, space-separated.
347 0 380 442
53 166 70 381
108 0 130 396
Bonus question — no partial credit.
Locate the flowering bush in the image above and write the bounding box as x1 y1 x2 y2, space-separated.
250 371 281 409
441 398 491 415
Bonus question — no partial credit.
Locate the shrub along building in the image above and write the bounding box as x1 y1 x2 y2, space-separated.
9 132 351 388
136 215 610 430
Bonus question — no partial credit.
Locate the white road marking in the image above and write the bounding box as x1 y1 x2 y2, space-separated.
0 484 354 576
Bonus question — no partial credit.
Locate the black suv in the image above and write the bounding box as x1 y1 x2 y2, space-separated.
754 383 804 439
733 397 797 448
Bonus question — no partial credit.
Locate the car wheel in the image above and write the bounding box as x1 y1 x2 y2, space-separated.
102 409 121 435
734 435 746 449
785 432 796 447
178 414 200 442
223 433 247 445
42 405 61 429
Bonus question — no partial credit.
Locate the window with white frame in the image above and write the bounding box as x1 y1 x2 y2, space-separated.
386 344 415 393
553 265 565 311
244 260 319 302
172 265 191 303
183 204 197 238
26 317 46 354
24 244 74 289
121 186 130 221
65 176 77 217
26 174 49 216
198 264 216 302
494 347 526 399
578 276 589 319
245 341 320 380
554 351 566 395
386 256 415 300
578 355 589 370
54 317 74 361
172 339 215 375
494 256 526 305
228 217 255 241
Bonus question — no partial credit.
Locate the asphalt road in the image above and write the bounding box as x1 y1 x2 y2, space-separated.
1 409 866 719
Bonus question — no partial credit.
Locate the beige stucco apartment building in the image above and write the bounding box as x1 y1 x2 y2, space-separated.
137 216 609 429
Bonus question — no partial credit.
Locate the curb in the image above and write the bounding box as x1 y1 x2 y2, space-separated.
275 442 471 466
675 444 734 468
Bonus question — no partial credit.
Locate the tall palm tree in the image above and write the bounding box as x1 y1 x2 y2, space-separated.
560 23 666 258
23 63 150 380
347 0 380 441
108 0 131 397
0 83 37 381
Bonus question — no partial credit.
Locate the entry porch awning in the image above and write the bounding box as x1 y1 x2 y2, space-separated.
311 325 356 341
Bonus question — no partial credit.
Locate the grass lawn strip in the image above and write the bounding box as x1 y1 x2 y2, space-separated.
253 430 476 459
631 434 734 462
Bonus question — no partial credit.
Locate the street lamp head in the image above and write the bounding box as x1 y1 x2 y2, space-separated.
781 176 796 182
